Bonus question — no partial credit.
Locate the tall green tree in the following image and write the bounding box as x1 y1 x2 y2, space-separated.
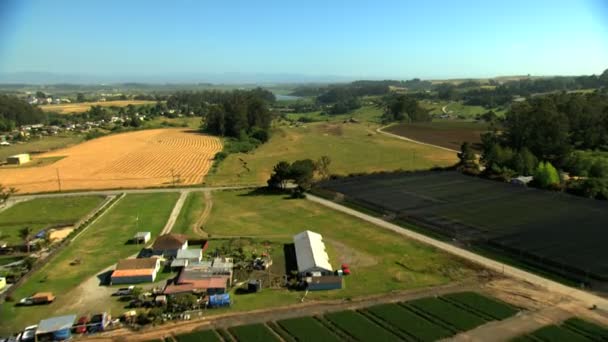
534 161 560 189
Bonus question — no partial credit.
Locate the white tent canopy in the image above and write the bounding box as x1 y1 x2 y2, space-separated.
293 230 333 274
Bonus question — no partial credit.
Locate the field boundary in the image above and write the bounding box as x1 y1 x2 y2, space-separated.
305 193 608 312
377 124 459 153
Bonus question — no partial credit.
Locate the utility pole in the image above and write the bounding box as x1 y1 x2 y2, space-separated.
56 168 62 192
170 169 175 186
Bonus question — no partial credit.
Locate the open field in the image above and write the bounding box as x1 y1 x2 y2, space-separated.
172 191 207 236
171 292 520 342
0 129 222 193
207 121 457 186
201 189 476 306
0 193 179 334
285 105 384 124
39 100 157 114
317 171 608 287
0 195 105 245
0 134 83 161
384 121 490 150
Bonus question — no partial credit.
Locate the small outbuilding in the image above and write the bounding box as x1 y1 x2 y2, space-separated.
111 258 161 284
306 275 343 291
36 314 77 341
7 153 30 165
133 231 151 244
0 276 6 290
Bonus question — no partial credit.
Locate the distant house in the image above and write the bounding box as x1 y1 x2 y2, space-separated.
511 176 533 186
152 234 188 258
0 141 10 146
7 153 31 165
133 232 151 244
110 258 161 284
293 230 333 275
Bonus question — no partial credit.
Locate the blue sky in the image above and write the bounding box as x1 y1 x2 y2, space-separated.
0 0 607 81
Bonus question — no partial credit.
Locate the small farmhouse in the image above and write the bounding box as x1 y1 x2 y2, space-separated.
293 230 333 275
6 153 30 165
152 233 188 258
110 258 161 284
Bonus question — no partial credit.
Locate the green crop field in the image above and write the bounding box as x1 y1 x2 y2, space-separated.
0 193 179 335
0 195 105 244
278 317 341 342
513 318 608 342
442 292 518 320
201 189 474 310
407 297 489 331
325 310 399 341
0 134 84 161
366 303 453 341
229 323 280 341
172 191 206 236
207 119 457 186
175 329 222 342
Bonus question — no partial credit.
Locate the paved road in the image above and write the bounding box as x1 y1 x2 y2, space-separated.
6 185 258 202
305 193 608 312
376 125 460 153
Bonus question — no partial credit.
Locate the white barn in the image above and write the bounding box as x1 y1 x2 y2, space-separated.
293 230 333 275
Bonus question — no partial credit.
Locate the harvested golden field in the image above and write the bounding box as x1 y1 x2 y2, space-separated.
40 100 156 114
0 129 222 193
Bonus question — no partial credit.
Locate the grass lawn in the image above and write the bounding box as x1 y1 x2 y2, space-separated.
200 190 475 310
285 105 384 124
0 195 106 245
172 192 206 236
143 117 201 130
0 193 179 335
207 119 457 186
0 134 84 161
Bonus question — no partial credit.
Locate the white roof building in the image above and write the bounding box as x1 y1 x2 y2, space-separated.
294 230 333 274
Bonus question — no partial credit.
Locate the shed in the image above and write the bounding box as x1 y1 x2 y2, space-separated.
36 314 77 341
293 230 333 275
133 232 151 244
152 234 188 257
7 153 30 165
306 275 343 291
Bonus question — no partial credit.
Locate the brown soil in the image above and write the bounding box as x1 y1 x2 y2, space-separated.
385 123 486 151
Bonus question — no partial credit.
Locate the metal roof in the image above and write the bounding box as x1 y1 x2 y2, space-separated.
293 230 333 273
37 314 77 334
176 248 202 260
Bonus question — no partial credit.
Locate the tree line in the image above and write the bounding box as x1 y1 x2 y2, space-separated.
0 95 47 131
464 91 608 199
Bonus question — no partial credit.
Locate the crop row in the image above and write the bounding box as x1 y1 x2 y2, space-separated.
169 292 522 342
513 318 608 342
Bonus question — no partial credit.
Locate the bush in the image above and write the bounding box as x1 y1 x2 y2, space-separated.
84 129 106 140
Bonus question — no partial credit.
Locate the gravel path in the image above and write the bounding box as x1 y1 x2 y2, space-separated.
160 191 189 235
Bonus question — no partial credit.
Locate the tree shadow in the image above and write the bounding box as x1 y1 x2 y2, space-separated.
283 243 297 276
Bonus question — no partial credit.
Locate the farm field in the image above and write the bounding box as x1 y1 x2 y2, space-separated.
0 134 83 161
0 128 222 193
201 189 476 307
0 195 105 244
171 292 520 342
384 121 490 150
317 171 608 287
514 318 608 342
207 120 457 186
39 100 156 114
0 193 179 335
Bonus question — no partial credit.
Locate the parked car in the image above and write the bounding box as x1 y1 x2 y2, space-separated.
73 315 90 334
17 292 55 306
20 325 37 342
113 286 134 296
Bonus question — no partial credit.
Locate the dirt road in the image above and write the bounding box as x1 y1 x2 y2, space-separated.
160 191 189 235
377 125 460 153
